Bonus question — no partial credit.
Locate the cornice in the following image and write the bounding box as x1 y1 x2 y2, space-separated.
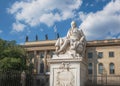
23 39 120 47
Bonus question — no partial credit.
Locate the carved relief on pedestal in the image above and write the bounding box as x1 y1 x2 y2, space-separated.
56 63 74 86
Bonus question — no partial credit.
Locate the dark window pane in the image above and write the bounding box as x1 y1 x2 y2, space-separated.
110 70 114 74
109 52 114 57
88 52 93 59
40 52 44 58
98 52 103 58
110 63 115 74
88 63 92 74
88 70 92 74
98 63 103 74
48 51 54 58
40 62 44 73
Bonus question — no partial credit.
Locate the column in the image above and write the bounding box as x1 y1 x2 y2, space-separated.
34 51 37 74
37 52 40 74
44 51 47 74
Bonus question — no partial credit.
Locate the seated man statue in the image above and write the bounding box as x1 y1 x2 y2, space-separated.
55 21 86 57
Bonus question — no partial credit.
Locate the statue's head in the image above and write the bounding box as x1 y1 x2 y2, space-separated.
71 21 76 28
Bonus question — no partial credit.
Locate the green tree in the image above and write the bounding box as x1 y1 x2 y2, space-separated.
0 38 26 71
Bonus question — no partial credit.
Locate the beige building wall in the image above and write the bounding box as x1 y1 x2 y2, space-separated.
87 45 120 76
23 39 120 76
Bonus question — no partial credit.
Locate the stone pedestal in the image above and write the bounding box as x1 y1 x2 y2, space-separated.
48 55 87 86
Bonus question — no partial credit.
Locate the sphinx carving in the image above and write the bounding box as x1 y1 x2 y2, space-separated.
55 21 86 58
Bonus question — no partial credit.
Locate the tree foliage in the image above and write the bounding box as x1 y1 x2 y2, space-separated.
0 38 26 71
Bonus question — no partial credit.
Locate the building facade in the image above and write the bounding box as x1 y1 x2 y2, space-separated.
24 39 120 84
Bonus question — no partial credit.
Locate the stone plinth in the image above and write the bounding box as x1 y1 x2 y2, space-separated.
48 55 87 86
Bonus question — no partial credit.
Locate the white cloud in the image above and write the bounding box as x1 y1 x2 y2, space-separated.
105 36 116 39
79 12 88 21
79 0 120 40
8 0 82 32
0 30 3 33
12 22 26 32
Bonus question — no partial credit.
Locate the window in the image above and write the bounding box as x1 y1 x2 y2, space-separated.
88 52 93 59
48 51 54 58
40 52 44 58
40 61 44 73
98 52 103 58
50 51 54 57
88 63 93 74
98 63 103 74
110 63 115 74
109 52 114 57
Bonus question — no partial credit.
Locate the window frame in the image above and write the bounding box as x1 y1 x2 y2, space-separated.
98 63 103 74
88 52 93 59
88 63 93 74
109 63 115 74
40 61 44 73
40 52 44 59
109 51 114 57
98 52 103 59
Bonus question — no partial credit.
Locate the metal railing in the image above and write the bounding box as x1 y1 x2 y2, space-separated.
1 70 120 86
0 70 48 86
86 75 120 86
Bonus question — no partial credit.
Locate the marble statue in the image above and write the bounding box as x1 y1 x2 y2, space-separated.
55 21 86 57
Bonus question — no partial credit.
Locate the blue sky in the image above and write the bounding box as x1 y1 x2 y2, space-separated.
0 0 120 44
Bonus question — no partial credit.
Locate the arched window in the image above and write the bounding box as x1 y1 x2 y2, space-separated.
109 63 115 74
98 63 103 74
88 63 93 74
